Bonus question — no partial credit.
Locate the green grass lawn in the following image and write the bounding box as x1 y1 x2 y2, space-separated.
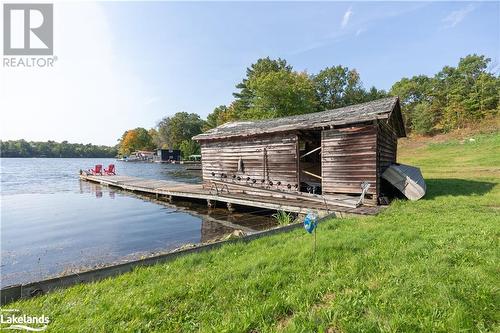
4 132 500 332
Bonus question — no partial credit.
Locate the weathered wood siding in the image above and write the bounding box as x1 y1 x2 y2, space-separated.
377 122 397 174
377 121 398 198
200 133 299 189
321 125 378 201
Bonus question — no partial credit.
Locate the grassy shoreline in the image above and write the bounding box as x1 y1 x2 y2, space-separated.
3 132 499 332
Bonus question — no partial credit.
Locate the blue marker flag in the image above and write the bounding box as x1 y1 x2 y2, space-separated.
303 212 318 234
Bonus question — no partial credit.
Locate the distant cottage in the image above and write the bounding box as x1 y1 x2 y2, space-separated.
155 148 181 162
193 97 406 205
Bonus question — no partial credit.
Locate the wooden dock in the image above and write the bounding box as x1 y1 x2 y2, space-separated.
80 174 382 216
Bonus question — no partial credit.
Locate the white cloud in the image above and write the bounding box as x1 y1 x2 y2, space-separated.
442 4 475 28
341 7 352 29
290 3 429 55
0 3 151 145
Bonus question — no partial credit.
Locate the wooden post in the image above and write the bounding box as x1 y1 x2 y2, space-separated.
207 199 215 209
227 202 235 213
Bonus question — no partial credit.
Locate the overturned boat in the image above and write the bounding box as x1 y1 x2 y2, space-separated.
382 164 426 200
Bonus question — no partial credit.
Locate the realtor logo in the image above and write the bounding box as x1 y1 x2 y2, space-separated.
3 3 53 55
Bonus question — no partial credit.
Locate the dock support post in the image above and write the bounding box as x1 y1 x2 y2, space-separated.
227 202 235 213
207 199 215 209
166 195 173 203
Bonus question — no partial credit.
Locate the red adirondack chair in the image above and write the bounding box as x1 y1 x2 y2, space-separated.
104 164 115 175
90 164 103 175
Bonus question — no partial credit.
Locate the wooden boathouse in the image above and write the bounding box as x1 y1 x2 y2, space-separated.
193 97 406 206
81 97 405 216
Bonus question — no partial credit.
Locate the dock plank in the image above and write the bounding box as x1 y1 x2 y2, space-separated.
80 174 382 216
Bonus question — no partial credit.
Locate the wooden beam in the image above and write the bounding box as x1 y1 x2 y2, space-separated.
209 179 357 208
301 170 322 180
80 174 364 213
299 146 321 159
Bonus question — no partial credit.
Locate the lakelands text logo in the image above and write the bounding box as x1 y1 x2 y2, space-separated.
0 309 49 331
3 3 57 67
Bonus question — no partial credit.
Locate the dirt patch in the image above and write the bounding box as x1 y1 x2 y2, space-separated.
312 292 336 311
275 293 337 331
367 279 380 290
276 314 294 331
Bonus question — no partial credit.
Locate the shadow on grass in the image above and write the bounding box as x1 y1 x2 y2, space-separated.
424 178 496 199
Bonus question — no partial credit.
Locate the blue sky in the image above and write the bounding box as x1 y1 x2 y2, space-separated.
1 1 498 145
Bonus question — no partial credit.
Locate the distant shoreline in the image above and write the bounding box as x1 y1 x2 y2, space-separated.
1 140 117 158
0 156 117 158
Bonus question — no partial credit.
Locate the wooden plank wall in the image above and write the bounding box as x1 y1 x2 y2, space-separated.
200 133 299 190
321 125 378 203
377 120 398 198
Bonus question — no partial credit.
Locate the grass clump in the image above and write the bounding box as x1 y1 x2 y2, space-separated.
272 210 294 226
3 132 499 332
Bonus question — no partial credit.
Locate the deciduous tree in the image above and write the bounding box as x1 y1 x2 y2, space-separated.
118 128 155 155
156 112 205 149
244 70 317 119
179 139 200 158
233 57 293 117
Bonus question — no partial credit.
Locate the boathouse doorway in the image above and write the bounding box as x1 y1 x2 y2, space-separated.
297 130 322 194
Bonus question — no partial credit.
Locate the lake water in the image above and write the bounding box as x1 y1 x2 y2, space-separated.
0 158 276 287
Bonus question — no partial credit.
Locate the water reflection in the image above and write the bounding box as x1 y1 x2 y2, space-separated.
79 179 112 199
79 180 279 244
1 168 277 287
201 220 234 243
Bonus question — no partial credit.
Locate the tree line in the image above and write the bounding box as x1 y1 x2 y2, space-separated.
0 140 117 158
206 54 499 135
118 53 498 156
117 113 205 158
206 57 387 128
392 54 499 134
3 55 497 158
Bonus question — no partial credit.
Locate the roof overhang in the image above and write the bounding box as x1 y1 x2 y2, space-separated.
194 97 405 141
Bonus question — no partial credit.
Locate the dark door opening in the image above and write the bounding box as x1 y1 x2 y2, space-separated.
297 130 322 194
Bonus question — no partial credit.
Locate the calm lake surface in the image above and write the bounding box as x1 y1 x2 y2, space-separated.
0 158 276 287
